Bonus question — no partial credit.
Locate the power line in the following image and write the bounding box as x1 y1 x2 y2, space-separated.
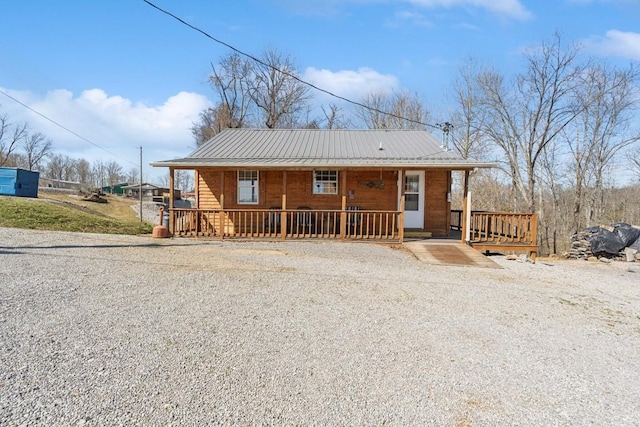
142 0 442 131
0 89 139 169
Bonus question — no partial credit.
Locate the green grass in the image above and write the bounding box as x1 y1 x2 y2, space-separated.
0 195 153 235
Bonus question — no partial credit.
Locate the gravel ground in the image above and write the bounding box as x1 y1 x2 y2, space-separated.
1 227 639 426
131 201 192 226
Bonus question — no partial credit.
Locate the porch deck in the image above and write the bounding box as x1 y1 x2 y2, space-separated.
167 208 539 260
452 210 539 260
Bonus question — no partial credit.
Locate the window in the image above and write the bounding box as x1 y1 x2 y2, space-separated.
313 170 338 194
405 175 419 211
238 171 259 204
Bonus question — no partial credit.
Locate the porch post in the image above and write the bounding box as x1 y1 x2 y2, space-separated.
194 170 200 207
398 169 405 237
219 171 224 240
281 171 287 239
340 170 347 239
169 167 175 235
399 195 405 243
461 170 470 243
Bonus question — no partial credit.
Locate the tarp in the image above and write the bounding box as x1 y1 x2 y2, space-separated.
583 223 640 255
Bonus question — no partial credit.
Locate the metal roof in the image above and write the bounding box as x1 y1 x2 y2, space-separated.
150 129 494 170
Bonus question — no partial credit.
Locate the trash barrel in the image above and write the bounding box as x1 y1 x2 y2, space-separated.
162 211 169 228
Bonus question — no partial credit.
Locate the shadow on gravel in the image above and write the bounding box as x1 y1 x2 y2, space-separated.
0 241 219 255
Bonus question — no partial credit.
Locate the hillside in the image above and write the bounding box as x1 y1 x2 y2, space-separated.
0 192 153 235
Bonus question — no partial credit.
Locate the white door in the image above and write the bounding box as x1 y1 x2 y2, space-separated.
402 171 424 229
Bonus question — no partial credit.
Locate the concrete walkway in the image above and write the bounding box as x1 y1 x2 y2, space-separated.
404 239 501 268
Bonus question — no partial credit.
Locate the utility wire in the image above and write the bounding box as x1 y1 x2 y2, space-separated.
142 0 442 131
0 89 140 169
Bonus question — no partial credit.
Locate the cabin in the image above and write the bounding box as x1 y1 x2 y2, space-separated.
39 177 84 192
151 128 508 242
122 183 181 203
101 182 129 195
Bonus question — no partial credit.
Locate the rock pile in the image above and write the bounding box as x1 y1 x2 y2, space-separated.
568 236 594 260
567 223 640 261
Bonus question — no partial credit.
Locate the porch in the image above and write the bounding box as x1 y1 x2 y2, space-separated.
170 206 403 242
166 206 538 259
451 210 539 260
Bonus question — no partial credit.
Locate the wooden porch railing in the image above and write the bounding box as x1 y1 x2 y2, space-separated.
450 209 463 231
464 211 539 259
170 208 403 242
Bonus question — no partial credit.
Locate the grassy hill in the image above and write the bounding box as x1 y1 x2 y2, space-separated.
0 192 153 235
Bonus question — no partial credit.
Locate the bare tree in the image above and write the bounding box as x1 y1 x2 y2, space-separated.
249 48 310 129
478 33 582 212
321 104 351 129
448 58 490 160
75 159 92 186
126 167 139 185
629 147 640 181
579 65 640 224
174 170 194 194
191 108 219 147
191 52 254 146
45 154 75 181
105 161 124 191
356 90 430 130
0 113 28 166
22 131 53 171
91 160 106 189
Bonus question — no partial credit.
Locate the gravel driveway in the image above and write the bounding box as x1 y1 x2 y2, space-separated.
1 227 639 426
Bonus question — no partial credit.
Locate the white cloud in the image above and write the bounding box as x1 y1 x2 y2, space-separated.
303 67 399 102
276 0 532 20
583 30 640 60
0 87 211 182
386 10 434 28
407 0 533 20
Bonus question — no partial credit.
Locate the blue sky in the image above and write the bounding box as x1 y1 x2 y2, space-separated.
1 0 639 182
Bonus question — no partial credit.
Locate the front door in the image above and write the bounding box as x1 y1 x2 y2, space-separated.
403 171 424 229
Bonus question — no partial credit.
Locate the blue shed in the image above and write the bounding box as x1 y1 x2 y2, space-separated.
0 167 40 198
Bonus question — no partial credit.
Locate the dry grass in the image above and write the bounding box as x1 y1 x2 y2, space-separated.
0 192 152 235
40 192 142 221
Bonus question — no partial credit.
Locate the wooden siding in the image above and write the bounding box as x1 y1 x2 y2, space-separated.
196 168 451 235
424 170 451 236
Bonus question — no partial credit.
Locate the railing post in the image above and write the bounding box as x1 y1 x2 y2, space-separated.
218 210 224 240
399 196 405 243
340 196 347 239
531 213 538 247
281 195 287 240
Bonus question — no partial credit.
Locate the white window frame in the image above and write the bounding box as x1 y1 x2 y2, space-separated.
313 170 338 195
237 170 259 204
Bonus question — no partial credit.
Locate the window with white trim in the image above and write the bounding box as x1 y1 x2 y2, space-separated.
237 170 259 204
313 170 338 194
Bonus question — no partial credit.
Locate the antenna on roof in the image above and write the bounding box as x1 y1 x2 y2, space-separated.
437 122 453 151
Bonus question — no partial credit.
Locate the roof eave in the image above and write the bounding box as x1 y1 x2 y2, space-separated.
150 160 495 170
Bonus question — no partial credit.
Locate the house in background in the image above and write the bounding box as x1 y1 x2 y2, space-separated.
151 129 495 242
39 177 83 192
122 183 180 203
101 182 129 195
